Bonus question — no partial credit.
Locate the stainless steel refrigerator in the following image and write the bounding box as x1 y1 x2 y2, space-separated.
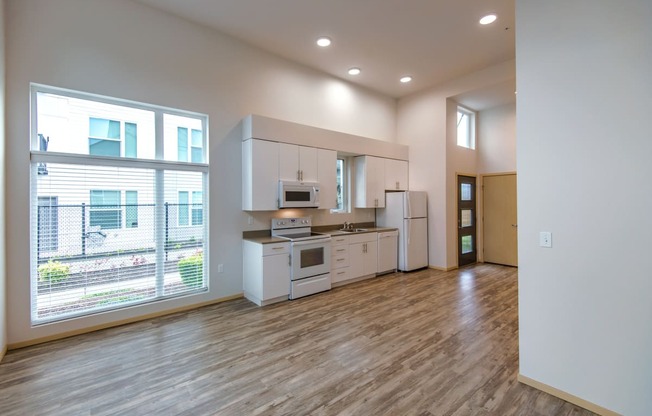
377 191 428 271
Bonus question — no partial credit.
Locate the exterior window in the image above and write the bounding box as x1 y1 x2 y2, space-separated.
457 106 476 149
177 127 188 162
125 191 138 228
88 118 138 158
178 191 203 226
89 118 121 156
89 190 122 230
177 127 204 163
192 191 203 226
31 85 208 324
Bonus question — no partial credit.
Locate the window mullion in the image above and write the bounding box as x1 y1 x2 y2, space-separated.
155 111 165 296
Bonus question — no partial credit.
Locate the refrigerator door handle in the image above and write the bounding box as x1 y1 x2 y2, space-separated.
406 221 410 245
406 192 411 218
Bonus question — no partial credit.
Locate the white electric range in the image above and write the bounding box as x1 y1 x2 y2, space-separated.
271 217 332 299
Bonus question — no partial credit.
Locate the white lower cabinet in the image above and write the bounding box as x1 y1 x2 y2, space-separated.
348 233 378 280
243 240 290 306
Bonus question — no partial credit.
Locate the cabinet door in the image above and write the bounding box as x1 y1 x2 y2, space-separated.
242 139 279 211
348 242 365 279
385 159 408 191
317 149 337 209
262 253 290 300
279 143 300 181
355 156 385 208
299 146 319 182
363 240 378 275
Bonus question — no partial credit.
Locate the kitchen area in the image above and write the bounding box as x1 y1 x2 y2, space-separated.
241 115 429 306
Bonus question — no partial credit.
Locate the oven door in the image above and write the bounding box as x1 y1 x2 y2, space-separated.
291 239 331 280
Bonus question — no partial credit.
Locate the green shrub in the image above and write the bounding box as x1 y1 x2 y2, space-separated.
178 251 203 288
38 260 71 283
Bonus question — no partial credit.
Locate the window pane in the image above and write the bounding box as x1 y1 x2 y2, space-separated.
190 147 203 163
461 183 472 201
335 159 344 211
89 138 120 157
36 92 155 159
457 112 469 148
125 122 137 158
126 191 138 228
461 235 473 254
177 127 188 162
461 209 473 227
178 191 189 226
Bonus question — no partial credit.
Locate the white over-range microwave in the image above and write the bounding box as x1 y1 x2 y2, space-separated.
278 181 320 208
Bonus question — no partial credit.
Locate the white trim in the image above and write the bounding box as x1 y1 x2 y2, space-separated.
30 151 209 173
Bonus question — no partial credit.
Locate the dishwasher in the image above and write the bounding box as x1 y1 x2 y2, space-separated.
377 230 399 275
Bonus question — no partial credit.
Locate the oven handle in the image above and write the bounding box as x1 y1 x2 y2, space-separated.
291 238 331 247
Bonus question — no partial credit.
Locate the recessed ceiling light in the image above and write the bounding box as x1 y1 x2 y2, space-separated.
348 67 361 76
400 76 412 83
316 37 331 47
479 14 497 25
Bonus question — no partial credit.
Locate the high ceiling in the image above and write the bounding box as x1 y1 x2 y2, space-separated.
135 0 515 103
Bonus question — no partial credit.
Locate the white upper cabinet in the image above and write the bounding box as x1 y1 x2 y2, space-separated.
279 143 318 182
384 159 409 191
354 155 385 208
242 139 279 211
317 149 337 210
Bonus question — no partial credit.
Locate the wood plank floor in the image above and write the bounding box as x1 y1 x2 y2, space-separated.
0 264 596 416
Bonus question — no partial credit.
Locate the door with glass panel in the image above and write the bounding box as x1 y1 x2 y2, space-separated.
458 175 477 266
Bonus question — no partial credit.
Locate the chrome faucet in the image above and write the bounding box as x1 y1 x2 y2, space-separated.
342 221 349 230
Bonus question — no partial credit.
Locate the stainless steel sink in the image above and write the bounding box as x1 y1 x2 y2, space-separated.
338 228 368 233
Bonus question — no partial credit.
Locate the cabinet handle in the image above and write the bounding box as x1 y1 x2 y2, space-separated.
336 248 346 253
337 271 345 275
272 246 284 250
396 181 399 190
336 258 345 262
363 243 367 253
288 254 291 266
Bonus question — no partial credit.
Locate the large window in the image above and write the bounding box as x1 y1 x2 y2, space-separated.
457 106 476 149
30 84 209 324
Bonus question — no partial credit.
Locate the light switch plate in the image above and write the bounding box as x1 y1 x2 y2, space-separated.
539 231 552 248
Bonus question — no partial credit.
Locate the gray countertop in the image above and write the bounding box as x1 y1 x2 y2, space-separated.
243 225 398 244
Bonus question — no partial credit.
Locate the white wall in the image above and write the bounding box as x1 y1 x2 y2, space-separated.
0 0 7 358
477 103 516 174
5 0 397 345
397 60 515 269
517 1 652 414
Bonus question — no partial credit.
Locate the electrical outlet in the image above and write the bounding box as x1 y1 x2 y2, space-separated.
217 264 224 273
247 216 253 225
539 232 552 248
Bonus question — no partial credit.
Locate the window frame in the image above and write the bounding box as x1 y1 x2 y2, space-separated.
29 83 210 325
456 105 476 150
